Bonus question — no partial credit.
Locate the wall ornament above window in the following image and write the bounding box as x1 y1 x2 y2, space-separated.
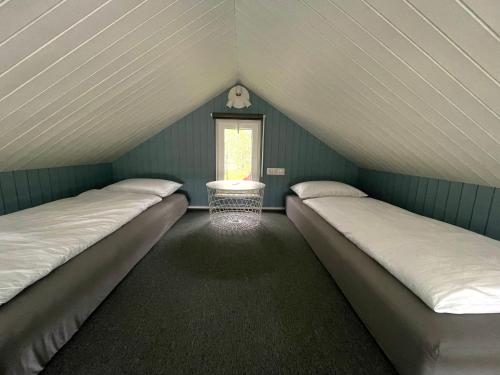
226 85 251 109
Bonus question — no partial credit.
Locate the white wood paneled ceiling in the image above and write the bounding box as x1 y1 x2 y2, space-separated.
1 0 499 187
237 0 500 187
0 0 237 171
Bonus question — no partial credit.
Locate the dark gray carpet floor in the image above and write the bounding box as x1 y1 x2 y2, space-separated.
42 211 396 375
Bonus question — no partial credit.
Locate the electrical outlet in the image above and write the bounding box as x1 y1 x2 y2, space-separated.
267 167 286 176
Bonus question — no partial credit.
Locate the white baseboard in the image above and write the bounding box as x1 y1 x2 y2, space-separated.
188 206 285 211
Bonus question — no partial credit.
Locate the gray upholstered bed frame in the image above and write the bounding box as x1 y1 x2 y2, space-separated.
0 193 188 375
286 195 500 375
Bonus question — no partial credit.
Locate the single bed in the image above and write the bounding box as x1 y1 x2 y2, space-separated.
286 195 500 375
0 193 188 375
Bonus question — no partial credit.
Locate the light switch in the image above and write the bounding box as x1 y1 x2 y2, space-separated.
267 167 286 175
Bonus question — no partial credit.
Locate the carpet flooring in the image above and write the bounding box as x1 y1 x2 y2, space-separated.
42 211 396 375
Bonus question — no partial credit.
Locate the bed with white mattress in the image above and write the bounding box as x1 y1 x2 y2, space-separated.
0 188 188 375
304 196 500 315
0 189 162 306
286 194 500 375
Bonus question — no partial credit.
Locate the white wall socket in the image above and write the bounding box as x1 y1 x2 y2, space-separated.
267 167 286 176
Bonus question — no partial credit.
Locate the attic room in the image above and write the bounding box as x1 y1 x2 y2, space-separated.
0 1 499 374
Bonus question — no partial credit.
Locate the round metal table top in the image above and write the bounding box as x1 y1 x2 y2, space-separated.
206 180 265 191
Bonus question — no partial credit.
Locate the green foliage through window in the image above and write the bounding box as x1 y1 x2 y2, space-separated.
224 128 253 180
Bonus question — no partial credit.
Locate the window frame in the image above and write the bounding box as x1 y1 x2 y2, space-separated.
215 118 263 181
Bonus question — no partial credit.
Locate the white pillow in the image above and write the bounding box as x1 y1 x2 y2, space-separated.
291 181 367 199
104 179 182 198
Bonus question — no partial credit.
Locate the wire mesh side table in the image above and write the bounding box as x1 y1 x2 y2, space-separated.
206 180 265 230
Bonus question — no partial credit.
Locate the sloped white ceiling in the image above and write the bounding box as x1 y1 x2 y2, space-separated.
237 0 500 187
0 0 237 171
1 0 499 187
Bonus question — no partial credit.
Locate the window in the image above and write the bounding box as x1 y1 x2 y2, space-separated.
216 119 262 181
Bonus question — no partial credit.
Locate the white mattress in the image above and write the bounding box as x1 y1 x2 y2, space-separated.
304 196 500 314
0 190 161 306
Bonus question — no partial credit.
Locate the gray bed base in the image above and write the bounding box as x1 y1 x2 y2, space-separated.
0 193 188 375
286 195 500 375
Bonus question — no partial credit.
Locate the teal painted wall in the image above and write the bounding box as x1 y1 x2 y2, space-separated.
113 89 358 207
0 163 112 215
358 169 500 240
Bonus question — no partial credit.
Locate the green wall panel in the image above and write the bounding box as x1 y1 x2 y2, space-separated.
469 186 495 235
113 89 358 207
486 190 500 240
1 172 18 214
359 169 500 240
13 170 31 210
444 182 463 225
423 179 438 217
0 163 112 215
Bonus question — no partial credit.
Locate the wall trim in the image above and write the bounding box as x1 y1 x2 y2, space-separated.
211 112 264 120
188 205 285 211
